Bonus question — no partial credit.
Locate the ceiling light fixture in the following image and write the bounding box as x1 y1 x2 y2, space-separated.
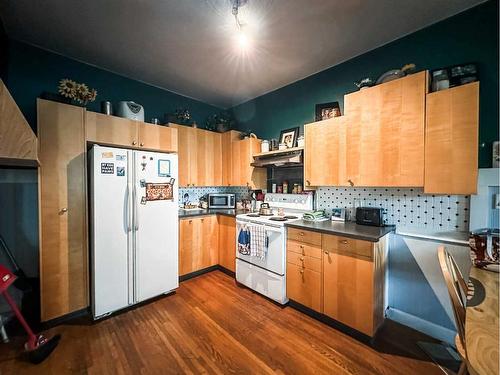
231 0 251 51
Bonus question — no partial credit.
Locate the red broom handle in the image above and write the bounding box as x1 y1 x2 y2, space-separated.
1 290 37 345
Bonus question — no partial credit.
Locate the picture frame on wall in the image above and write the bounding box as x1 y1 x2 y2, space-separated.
315 101 341 121
279 127 300 148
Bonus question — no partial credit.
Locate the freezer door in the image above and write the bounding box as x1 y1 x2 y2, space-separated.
133 150 179 302
89 145 132 318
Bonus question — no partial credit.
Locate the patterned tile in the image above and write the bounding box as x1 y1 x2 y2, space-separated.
316 187 470 231
178 186 249 205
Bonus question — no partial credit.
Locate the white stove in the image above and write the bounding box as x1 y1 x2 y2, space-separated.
235 193 313 304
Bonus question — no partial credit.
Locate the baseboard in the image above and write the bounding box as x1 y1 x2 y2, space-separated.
288 300 372 346
217 266 235 278
41 307 90 329
179 265 220 282
385 307 456 345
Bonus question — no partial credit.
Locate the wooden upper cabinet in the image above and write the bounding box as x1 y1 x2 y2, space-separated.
86 111 139 148
139 123 177 152
304 116 346 187
86 112 177 153
37 99 88 321
424 82 479 194
344 71 426 187
195 129 222 186
221 130 240 186
232 137 266 189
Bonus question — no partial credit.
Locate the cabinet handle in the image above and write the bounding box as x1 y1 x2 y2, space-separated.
189 220 192 224
140 142 144 147
201 218 204 222
324 250 329 255
300 256 304 261
299 232 304 236
348 179 354 187
59 207 68 214
306 180 310 186
340 240 348 245
132 140 137 145
299 270 304 274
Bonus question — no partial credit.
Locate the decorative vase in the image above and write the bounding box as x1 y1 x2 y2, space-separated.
216 123 228 133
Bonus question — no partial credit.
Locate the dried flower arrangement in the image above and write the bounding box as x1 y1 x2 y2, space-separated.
58 79 97 105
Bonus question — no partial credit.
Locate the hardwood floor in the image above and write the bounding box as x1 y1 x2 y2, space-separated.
0 271 441 374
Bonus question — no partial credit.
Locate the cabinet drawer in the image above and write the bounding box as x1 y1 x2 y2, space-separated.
287 252 321 272
286 262 322 312
287 240 322 259
287 228 322 246
322 234 373 260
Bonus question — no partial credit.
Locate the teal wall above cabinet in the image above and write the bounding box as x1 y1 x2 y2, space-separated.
231 0 499 168
3 40 222 133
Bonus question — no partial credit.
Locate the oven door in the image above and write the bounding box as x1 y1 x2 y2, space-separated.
235 220 285 275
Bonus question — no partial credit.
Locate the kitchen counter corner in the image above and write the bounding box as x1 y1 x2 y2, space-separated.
178 208 248 219
285 220 395 242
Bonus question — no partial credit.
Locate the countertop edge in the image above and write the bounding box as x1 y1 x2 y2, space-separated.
396 230 470 246
284 222 395 242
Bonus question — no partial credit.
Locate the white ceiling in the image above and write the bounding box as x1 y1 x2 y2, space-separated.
0 0 485 108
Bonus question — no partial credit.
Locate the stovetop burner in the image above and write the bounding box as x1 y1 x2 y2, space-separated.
260 213 274 216
283 215 298 219
269 217 287 222
246 213 260 217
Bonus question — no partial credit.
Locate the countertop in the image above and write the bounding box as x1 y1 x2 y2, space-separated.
395 228 470 245
178 208 248 218
285 220 395 242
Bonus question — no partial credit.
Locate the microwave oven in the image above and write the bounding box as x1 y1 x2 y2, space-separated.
208 193 235 209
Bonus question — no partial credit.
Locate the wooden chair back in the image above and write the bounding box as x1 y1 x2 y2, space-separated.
438 246 468 351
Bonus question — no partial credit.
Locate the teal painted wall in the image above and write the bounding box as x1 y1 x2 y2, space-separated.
232 0 499 168
4 40 222 133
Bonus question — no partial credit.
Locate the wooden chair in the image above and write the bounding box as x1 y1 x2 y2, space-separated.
437 246 469 375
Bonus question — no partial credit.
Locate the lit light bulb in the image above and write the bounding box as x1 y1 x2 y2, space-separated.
236 29 251 51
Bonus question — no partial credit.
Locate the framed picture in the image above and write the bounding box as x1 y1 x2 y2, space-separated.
279 127 299 148
315 101 341 121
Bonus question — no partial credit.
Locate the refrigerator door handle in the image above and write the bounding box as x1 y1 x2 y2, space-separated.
133 185 140 231
125 182 132 232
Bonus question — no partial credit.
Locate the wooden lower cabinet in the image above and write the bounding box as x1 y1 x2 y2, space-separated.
286 229 387 337
179 216 219 276
323 251 374 336
218 215 236 272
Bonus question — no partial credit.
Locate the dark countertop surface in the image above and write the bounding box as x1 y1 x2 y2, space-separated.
285 220 395 242
178 208 247 218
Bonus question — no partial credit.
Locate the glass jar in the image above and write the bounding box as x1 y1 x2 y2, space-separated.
432 69 450 92
297 135 305 148
261 140 270 153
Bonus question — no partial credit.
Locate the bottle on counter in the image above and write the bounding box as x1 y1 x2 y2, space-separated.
282 181 288 194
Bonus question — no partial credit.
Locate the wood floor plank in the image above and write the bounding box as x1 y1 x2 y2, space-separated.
0 271 441 374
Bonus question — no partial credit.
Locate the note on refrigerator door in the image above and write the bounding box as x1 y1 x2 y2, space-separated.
158 159 171 177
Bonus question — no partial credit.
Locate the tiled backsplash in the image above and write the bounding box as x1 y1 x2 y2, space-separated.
316 187 470 231
178 186 249 205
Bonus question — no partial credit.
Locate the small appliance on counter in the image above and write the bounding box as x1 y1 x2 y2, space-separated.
208 193 235 209
116 101 144 121
355 207 385 227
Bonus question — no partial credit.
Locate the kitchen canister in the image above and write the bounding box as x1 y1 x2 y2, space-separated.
297 135 305 147
101 101 112 115
261 140 270 153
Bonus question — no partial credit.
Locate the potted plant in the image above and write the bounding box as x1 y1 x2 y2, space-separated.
205 111 235 133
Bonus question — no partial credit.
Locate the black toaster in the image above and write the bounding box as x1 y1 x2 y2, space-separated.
355 207 385 227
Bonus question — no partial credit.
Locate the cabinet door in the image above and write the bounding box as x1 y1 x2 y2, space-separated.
175 125 197 187
179 218 201 276
344 71 426 187
85 111 139 148
38 99 88 321
218 215 236 272
238 138 266 189
424 82 479 194
200 216 219 267
323 250 374 336
138 123 178 152
196 130 222 186
286 262 322 312
221 131 238 186
304 117 346 187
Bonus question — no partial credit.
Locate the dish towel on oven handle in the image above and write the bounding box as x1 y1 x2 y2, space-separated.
238 225 251 255
249 224 268 260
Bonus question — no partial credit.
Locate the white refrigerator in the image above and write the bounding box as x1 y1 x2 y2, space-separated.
89 145 179 319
